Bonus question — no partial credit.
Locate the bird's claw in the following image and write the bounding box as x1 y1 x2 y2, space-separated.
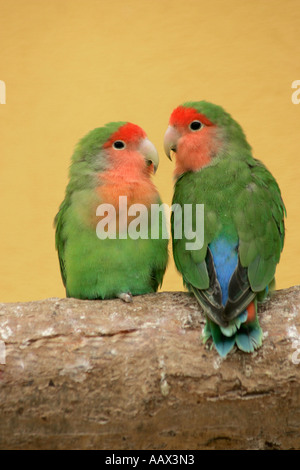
118 292 133 303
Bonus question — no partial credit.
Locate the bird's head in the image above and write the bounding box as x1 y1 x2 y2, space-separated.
102 122 159 175
70 121 159 186
164 101 251 177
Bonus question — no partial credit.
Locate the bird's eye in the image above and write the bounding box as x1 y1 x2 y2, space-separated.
189 120 203 131
113 140 126 150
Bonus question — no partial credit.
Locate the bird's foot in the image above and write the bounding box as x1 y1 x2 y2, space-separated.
118 292 133 303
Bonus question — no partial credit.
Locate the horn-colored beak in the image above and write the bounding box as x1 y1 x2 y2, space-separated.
164 125 180 160
139 137 159 173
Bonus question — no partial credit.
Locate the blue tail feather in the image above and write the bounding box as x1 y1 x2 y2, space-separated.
207 319 236 357
204 235 263 357
209 236 238 306
235 319 263 353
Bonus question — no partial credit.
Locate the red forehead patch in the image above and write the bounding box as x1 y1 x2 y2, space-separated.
169 106 214 128
104 122 147 148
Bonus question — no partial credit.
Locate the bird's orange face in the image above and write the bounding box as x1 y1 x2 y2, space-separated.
164 106 222 177
102 122 158 178
97 122 159 224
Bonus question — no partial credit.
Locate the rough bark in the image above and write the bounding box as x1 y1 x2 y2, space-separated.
0 286 299 450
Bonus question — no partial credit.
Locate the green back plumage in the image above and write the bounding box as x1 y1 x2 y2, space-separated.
173 157 285 291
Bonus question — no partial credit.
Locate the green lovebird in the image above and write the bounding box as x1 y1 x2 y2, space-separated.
164 101 286 357
55 122 168 301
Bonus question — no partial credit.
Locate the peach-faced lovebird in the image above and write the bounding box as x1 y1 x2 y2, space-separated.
164 101 286 357
55 122 168 301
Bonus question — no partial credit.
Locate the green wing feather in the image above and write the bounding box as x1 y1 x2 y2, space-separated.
235 159 286 292
54 197 70 288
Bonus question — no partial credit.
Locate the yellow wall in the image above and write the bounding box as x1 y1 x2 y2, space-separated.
1 0 299 302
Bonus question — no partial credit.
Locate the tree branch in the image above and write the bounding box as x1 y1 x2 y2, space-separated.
0 286 299 449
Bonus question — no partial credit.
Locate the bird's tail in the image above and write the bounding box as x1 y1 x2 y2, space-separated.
202 300 263 357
